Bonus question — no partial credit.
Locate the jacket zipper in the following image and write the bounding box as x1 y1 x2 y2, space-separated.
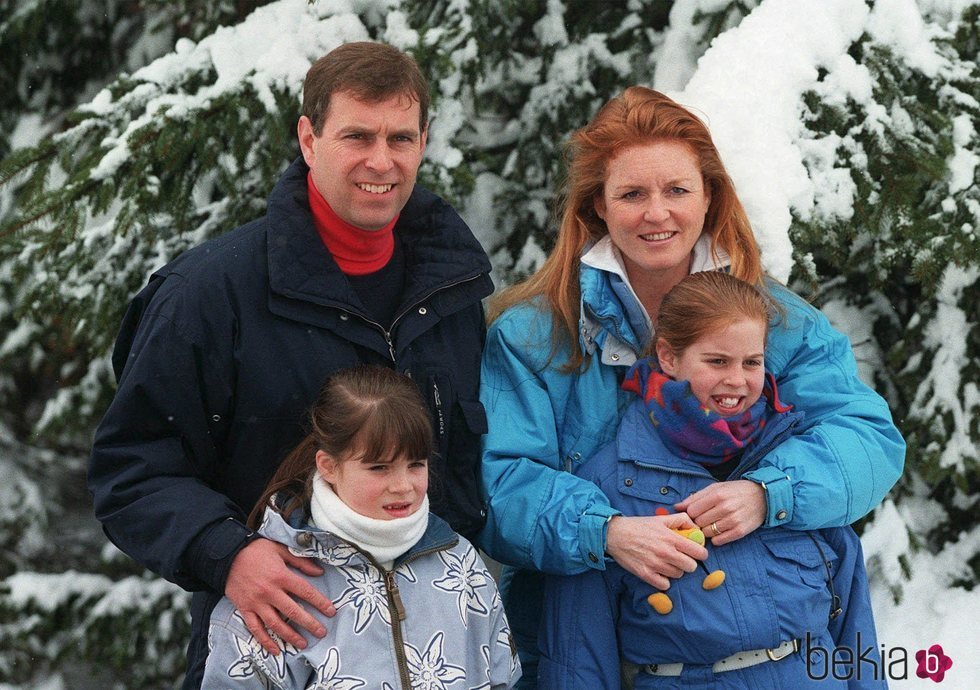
384 538 459 689
383 569 412 690
632 459 713 479
342 273 485 363
332 537 460 690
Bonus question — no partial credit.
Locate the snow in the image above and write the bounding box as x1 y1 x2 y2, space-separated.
867 0 947 78
653 2 707 92
912 265 980 472
3 0 978 686
86 0 380 179
820 297 881 386
867 517 980 689
533 0 570 47
675 0 871 282
948 113 978 194
4 571 117 609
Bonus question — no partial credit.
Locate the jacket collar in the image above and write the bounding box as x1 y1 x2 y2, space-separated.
578 235 731 366
260 505 459 568
265 158 491 319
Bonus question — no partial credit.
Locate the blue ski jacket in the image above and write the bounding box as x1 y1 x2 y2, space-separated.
538 392 885 689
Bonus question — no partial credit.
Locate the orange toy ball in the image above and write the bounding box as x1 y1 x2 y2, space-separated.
702 570 726 590
673 527 706 546
647 592 673 614
655 507 670 516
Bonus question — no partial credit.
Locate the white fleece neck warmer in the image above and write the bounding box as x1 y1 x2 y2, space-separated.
309 473 429 569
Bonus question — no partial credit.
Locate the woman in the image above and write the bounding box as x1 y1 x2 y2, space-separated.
477 86 905 687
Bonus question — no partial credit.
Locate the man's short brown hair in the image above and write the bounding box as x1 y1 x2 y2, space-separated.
302 41 430 134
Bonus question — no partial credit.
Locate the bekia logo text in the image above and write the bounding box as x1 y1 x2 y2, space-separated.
805 633 954 683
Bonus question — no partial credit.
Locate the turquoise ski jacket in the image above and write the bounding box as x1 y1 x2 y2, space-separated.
479 242 905 575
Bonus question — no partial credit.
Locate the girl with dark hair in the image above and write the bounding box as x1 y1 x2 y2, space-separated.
203 366 520 689
540 272 884 689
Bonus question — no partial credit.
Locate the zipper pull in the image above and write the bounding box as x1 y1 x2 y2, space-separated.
386 572 406 621
432 379 445 438
384 330 395 362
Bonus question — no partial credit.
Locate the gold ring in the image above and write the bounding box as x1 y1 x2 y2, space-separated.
710 521 721 536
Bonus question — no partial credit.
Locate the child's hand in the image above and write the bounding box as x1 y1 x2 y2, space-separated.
225 538 336 654
674 480 765 546
605 512 708 590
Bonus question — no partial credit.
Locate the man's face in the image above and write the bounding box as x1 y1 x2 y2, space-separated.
298 90 427 230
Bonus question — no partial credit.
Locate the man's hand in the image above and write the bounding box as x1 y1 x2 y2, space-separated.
675 480 766 546
605 512 707 590
225 538 336 654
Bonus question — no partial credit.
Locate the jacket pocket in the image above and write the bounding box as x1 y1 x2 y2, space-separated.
425 372 487 541
760 530 840 606
617 463 698 508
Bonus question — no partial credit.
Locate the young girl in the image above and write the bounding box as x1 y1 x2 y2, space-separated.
202 365 521 689
538 272 885 689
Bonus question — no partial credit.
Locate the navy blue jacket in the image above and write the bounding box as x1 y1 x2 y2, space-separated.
88 158 494 687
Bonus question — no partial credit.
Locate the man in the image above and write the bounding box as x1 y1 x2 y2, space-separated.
88 42 493 688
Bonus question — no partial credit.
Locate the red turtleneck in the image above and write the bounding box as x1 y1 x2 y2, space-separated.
307 172 397 275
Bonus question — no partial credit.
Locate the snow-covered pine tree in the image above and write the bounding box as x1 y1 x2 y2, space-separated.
0 2 284 686
1 0 977 686
791 0 979 605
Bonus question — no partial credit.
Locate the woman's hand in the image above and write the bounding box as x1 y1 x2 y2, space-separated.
225 538 336 654
675 480 765 546
604 512 707 590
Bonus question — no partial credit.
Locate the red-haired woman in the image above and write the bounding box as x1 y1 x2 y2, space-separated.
477 87 905 688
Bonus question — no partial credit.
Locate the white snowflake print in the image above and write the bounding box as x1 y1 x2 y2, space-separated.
431 548 490 626
306 539 361 566
229 610 300 657
226 635 282 689
308 647 365 690
286 533 361 566
332 564 392 633
405 631 467 690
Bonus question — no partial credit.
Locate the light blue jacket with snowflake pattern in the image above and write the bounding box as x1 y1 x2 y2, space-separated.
202 508 520 690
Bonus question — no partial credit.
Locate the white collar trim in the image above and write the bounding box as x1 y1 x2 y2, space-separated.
580 233 731 277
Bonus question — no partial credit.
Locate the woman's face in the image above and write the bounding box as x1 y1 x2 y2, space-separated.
595 140 711 289
656 317 766 417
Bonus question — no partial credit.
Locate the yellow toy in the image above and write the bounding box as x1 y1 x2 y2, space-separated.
646 526 726 615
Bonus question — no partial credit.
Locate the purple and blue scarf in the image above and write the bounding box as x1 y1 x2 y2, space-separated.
621 358 792 466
